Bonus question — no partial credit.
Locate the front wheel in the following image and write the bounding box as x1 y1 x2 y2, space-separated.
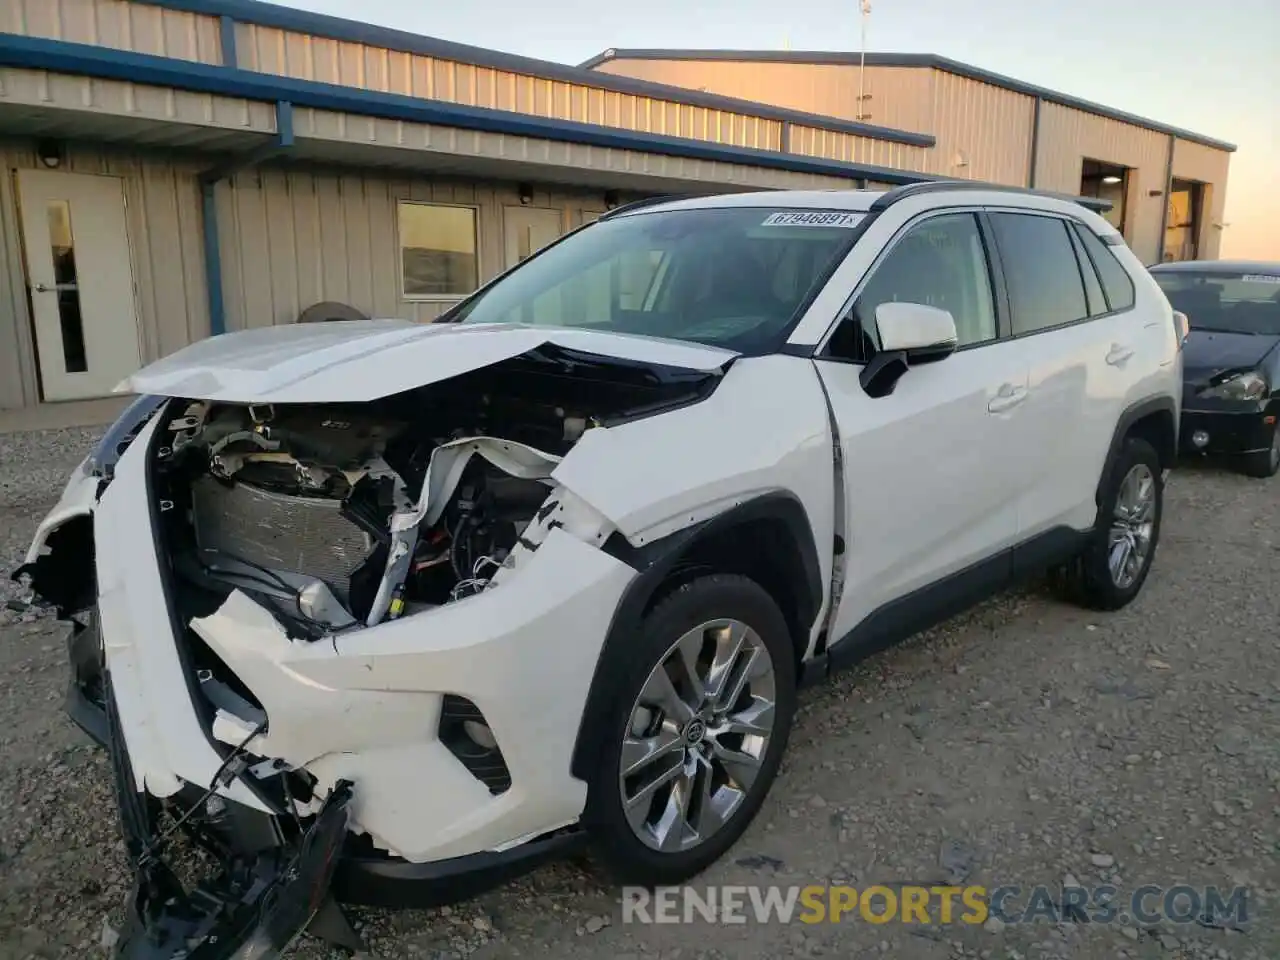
582 574 797 887
1059 437 1164 611
1239 421 1280 479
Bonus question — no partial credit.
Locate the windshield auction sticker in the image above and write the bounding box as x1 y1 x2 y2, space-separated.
761 211 860 228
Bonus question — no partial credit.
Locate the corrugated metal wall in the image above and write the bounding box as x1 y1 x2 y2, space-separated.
593 59 1036 183
929 71 1035 185
0 0 224 63
214 167 612 330
235 24 783 152
0 140 210 409
1034 101 1170 263
1171 138 1231 260
592 58 935 136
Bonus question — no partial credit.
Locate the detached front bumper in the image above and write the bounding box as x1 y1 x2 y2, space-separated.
1180 403 1277 455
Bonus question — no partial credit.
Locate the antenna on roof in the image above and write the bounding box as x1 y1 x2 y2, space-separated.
857 0 872 121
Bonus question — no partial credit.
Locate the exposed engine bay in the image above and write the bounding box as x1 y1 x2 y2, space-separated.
150 347 716 642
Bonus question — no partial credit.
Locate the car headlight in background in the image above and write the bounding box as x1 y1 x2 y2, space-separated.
1200 370 1268 401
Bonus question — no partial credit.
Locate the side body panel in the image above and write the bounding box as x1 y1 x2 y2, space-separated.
552 353 837 654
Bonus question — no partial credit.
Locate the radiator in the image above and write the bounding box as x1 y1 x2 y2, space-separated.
190 477 373 598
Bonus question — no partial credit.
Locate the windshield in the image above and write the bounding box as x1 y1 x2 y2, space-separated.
1153 270 1280 336
451 206 864 353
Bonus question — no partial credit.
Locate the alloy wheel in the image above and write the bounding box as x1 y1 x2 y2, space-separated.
1270 425 1280 473
619 618 777 853
1108 463 1156 589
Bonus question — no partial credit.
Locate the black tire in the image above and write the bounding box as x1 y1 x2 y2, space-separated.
581 574 797 888
1238 422 1280 479
1057 437 1163 611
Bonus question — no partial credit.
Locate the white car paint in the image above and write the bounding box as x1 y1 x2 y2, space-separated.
117 319 737 404
19 185 1182 881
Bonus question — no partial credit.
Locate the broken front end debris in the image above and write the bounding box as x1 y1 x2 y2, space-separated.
104 670 360 958
12 331 731 958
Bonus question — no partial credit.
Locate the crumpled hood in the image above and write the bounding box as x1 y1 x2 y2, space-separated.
117 320 739 404
1182 330 1280 386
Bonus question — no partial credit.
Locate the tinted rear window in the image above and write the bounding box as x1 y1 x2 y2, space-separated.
1152 270 1280 336
989 213 1089 335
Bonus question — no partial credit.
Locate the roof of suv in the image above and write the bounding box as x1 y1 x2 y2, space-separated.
604 182 1117 222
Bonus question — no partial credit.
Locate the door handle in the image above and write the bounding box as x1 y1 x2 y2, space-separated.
987 382 1027 413
1106 343 1134 366
32 282 77 293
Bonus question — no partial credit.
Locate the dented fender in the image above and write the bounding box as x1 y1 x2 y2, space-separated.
13 458 100 615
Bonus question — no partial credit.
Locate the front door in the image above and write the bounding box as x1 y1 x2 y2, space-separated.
814 211 1029 645
503 206 564 270
16 170 142 401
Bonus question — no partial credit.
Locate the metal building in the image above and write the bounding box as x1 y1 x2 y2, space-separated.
584 50 1235 266
0 0 1234 417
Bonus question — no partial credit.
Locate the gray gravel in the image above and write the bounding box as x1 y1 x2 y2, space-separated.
1 432 1277 960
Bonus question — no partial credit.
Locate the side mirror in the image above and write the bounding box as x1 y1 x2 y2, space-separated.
860 302 959 398
874 302 958 360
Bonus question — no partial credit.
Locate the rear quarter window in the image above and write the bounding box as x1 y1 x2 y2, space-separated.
1073 224 1136 312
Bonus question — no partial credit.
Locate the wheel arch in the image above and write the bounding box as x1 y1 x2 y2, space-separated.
1096 396 1178 508
568 491 822 781
12 513 97 618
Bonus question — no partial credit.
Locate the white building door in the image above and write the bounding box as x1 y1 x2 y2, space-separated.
16 170 142 401
503 206 564 270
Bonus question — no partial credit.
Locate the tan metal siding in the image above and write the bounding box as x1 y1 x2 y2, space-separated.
593 58 935 135
213 169 641 330
0 66 279 138
927 70 1034 185
0 140 210 409
290 106 854 193
235 25 782 151
788 125 930 172
1035 101 1169 264
0 0 224 63
1171 139 1232 260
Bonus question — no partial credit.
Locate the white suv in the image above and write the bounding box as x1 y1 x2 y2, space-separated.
16 184 1183 955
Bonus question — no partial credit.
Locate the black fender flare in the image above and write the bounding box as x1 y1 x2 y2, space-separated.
568 491 822 781
1095 395 1179 507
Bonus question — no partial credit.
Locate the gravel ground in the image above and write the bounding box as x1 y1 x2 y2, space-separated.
1 429 1276 960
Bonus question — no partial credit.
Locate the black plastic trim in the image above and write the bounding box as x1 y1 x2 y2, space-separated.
569 492 822 780
806 525 1089 684
1096 395 1179 505
332 829 587 908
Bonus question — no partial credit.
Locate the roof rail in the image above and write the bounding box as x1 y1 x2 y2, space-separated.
597 194 693 220
868 180 1114 214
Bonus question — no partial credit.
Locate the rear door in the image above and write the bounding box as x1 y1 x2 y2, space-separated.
985 210 1132 539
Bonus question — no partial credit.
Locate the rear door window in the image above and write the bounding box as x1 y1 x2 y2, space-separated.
988 213 1090 335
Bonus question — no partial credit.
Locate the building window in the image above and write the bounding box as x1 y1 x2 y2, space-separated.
398 201 479 299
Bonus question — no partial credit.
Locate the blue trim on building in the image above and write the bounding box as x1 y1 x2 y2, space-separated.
0 35 940 187
199 181 227 337
217 14 237 67
124 0 933 148
197 100 296 336
581 49 1238 153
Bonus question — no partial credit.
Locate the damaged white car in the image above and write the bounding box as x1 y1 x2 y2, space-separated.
14 184 1182 957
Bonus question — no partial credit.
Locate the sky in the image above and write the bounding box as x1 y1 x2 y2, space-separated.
279 0 1278 260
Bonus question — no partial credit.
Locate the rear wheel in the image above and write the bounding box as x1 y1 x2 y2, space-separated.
1239 421 1280 478
1056 437 1163 611
582 574 796 887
